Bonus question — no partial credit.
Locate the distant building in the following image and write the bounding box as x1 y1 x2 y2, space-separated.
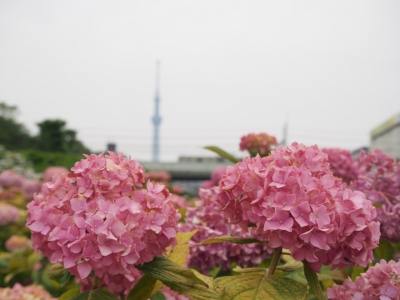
370 113 400 160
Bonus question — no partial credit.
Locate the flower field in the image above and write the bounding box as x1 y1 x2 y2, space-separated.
0 133 400 299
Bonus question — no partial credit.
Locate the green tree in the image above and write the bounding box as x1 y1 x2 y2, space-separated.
0 102 33 150
35 119 90 154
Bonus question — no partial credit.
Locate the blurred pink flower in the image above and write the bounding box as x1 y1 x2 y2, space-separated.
321 148 359 184
328 259 400 300
201 166 227 189
22 179 42 200
217 143 380 272
43 166 69 182
351 149 400 243
0 204 20 225
26 152 180 296
0 283 55 300
145 171 171 182
239 132 277 157
5 235 31 252
162 286 189 300
0 169 24 188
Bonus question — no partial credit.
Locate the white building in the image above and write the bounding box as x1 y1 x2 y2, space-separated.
370 113 400 160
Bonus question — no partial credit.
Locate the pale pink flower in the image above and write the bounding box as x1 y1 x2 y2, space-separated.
0 169 24 188
22 179 42 200
217 143 380 272
26 152 180 296
43 166 69 182
322 148 359 184
162 286 189 300
351 149 400 242
328 259 400 300
239 132 277 157
0 283 56 300
5 235 31 252
0 204 20 225
201 166 227 189
145 171 171 182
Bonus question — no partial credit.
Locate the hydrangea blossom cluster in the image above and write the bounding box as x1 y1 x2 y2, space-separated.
327 259 400 300
0 204 20 225
0 283 56 300
162 286 189 300
321 148 359 184
180 187 271 274
201 166 227 189
43 166 68 182
351 149 400 243
217 143 380 271
239 132 277 157
0 169 24 188
22 179 42 200
5 235 31 252
26 152 180 296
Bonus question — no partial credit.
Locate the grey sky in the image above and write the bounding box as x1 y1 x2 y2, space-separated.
1 1 399 161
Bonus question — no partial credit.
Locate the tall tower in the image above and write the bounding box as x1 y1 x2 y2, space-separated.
152 61 161 162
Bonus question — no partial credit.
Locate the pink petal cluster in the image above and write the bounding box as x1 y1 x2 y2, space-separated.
201 166 227 189
217 143 380 272
5 235 31 252
0 204 20 225
0 169 24 188
43 166 69 182
322 148 359 184
145 171 171 182
351 149 400 243
0 283 56 300
22 179 42 200
239 132 277 157
328 259 400 300
26 152 180 296
162 286 189 300
169 194 187 209
180 187 272 274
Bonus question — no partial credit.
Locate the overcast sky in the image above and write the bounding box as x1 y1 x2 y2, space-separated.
1 1 399 161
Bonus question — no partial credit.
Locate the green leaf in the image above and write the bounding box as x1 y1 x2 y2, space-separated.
48 263 75 288
303 261 324 300
232 266 267 275
204 146 239 163
127 275 157 300
374 239 394 261
151 291 166 300
137 256 220 300
166 230 198 266
216 274 308 300
198 235 265 246
59 287 80 300
276 256 303 272
69 289 119 300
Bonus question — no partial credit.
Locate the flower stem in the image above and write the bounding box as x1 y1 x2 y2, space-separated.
267 247 282 277
93 275 100 289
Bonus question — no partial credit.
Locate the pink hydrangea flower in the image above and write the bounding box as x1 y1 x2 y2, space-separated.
0 204 20 225
239 132 277 157
5 235 31 252
180 187 272 274
145 171 171 182
0 283 56 300
217 143 380 272
26 152 180 296
0 169 24 188
43 166 69 182
162 286 189 300
351 149 400 243
22 179 42 200
322 148 359 184
328 259 400 300
201 166 227 189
